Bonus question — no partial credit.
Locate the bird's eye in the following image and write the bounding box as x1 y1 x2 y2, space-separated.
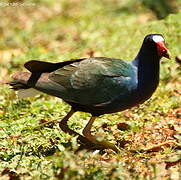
146 38 153 43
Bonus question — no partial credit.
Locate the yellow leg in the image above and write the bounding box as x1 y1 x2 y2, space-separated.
82 116 120 153
59 109 78 136
59 109 93 145
82 116 96 138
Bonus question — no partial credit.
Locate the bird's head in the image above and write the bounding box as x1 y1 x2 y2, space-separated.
143 34 171 59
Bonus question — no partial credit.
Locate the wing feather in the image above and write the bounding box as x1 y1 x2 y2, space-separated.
49 57 136 105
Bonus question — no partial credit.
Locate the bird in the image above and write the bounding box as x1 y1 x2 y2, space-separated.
9 34 171 152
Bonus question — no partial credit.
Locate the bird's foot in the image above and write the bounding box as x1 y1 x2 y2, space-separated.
59 122 99 150
59 122 119 152
76 136 104 151
59 122 89 142
83 135 120 153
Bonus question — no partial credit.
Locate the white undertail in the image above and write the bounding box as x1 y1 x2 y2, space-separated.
17 88 40 98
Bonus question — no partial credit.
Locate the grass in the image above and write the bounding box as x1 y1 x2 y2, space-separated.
0 0 181 179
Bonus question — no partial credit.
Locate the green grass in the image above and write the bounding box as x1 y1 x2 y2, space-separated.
0 0 181 179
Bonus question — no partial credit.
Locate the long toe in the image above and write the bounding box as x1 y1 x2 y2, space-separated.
85 135 120 153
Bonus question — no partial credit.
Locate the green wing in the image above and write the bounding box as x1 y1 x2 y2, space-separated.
49 57 136 105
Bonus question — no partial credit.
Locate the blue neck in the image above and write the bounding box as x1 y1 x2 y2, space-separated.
133 44 161 98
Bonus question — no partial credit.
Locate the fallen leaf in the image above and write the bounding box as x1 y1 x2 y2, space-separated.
117 122 130 131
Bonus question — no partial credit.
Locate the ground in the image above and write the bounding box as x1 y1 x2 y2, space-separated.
0 0 181 179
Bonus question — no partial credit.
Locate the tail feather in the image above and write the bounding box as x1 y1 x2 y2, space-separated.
9 81 29 90
11 72 31 83
9 72 31 90
9 72 40 98
9 71 61 99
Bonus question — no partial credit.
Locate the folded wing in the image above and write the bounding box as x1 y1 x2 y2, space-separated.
48 57 136 105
